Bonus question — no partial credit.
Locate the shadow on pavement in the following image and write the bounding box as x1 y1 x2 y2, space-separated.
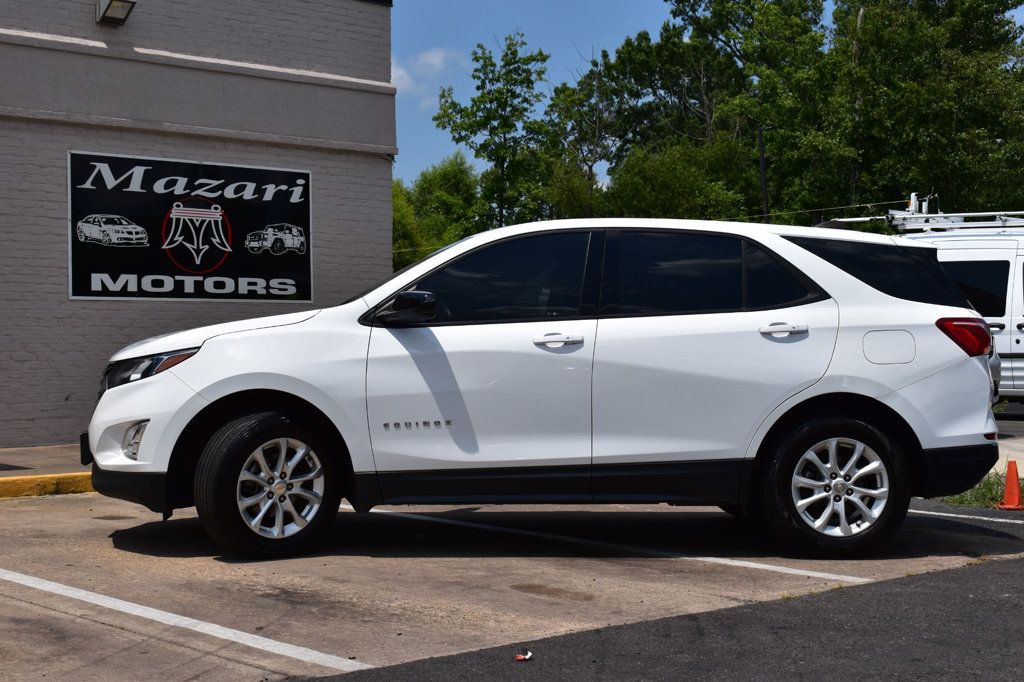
108 503 1024 564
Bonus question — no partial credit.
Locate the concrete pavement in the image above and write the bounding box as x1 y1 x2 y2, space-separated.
338 552 1024 681
0 493 1021 679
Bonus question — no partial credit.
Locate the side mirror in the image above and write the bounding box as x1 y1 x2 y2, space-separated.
376 290 437 327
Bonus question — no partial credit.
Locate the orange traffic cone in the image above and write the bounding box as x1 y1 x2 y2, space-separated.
996 460 1024 511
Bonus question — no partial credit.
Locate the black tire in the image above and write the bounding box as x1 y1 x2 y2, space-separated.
77 227 86 242
760 416 910 557
270 239 285 255
194 411 343 557
297 242 306 255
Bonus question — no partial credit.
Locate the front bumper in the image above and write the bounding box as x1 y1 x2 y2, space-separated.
918 443 998 498
92 462 168 513
111 234 148 245
81 431 166 512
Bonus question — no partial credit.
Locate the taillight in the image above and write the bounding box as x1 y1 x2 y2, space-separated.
935 318 992 357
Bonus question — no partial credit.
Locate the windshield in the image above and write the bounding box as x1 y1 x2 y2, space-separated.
102 217 132 226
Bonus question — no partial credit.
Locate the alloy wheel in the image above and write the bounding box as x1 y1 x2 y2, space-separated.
790 437 889 537
236 438 325 539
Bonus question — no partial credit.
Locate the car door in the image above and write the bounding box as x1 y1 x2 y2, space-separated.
591 229 839 503
365 230 602 502
933 244 1015 389
82 216 97 238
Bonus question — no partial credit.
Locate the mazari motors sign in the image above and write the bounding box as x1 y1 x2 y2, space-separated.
68 152 312 301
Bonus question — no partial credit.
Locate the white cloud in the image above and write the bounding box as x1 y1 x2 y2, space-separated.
391 57 417 93
392 47 464 97
413 47 460 75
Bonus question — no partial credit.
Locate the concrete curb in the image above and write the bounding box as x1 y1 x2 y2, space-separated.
0 473 92 499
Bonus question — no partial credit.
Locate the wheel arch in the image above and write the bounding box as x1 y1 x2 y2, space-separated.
166 389 354 510
750 392 925 496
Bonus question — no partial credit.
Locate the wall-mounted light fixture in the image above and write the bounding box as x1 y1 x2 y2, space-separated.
96 0 137 25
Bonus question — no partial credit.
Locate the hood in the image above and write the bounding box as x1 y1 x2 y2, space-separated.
109 309 322 362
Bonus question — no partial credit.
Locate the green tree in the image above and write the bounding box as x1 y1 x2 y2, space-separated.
604 140 747 219
668 0 828 222
434 31 550 227
824 0 1024 213
411 152 482 243
391 180 427 270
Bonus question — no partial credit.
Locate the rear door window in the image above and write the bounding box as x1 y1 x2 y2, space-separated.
786 236 970 308
602 231 827 316
939 260 1010 317
607 231 743 316
744 241 824 309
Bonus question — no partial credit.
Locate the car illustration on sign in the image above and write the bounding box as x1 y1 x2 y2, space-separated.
76 214 149 246
245 223 307 255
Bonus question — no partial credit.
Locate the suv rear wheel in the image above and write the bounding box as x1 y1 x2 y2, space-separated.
194 412 342 557
761 416 910 556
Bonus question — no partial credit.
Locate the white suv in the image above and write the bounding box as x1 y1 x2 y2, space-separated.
82 219 998 557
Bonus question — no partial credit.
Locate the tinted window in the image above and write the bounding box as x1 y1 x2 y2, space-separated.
786 237 970 308
415 232 590 323
940 260 1010 317
613 232 743 315
745 241 820 309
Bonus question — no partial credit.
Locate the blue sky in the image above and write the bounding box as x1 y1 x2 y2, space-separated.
391 0 672 182
390 2 1023 183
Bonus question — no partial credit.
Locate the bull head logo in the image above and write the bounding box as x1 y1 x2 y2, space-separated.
162 202 232 265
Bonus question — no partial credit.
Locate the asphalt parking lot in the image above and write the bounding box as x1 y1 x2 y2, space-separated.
1 490 1022 679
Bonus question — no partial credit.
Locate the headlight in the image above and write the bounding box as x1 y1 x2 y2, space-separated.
100 348 198 395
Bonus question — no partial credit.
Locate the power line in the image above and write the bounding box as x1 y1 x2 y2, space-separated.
719 199 906 222
393 243 447 254
394 199 908 255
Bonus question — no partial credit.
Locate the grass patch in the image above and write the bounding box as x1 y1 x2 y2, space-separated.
940 472 1016 507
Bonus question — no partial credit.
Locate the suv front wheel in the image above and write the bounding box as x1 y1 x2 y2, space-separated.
194 412 342 556
761 416 910 556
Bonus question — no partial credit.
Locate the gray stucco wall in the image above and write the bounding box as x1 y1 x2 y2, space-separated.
0 1 395 446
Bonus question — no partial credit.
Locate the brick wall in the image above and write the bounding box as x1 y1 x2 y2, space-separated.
0 121 393 446
3 0 391 82
0 1 394 446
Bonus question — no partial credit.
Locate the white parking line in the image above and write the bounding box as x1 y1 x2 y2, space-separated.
910 509 1024 525
0 567 371 673
341 505 872 585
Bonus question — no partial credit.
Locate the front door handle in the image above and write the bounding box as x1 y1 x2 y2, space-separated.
533 333 584 348
1017 322 1024 331
759 323 809 336
989 322 1006 331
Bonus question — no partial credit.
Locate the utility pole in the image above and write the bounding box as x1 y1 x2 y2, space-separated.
757 124 769 223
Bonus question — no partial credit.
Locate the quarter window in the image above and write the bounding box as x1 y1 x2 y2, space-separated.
413 232 590 324
787 236 970 308
940 260 1010 317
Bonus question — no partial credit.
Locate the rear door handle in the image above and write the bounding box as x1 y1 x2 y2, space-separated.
1017 322 1024 331
533 333 584 347
759 323 808 336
